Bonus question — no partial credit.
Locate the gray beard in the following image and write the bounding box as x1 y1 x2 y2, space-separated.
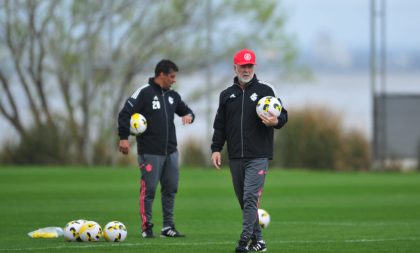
238 75 252 84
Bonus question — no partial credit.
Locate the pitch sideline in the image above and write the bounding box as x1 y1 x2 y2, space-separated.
1 236 419 252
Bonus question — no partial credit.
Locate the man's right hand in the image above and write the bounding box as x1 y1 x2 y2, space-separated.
211 152 222 170
119 139 130 155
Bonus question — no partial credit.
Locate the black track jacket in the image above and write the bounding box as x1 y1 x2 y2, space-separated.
118 78 194 155
211 75 288 160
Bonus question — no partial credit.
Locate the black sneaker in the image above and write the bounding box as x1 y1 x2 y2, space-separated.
141 223 154 238
235 235 250 253
249 239 267 252
160 226 185 238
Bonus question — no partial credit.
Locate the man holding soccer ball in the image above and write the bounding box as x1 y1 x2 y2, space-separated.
211 49 288 252
118 59 194 238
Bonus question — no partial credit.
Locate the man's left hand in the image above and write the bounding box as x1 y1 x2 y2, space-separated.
259 111 278 127
182 114 193 125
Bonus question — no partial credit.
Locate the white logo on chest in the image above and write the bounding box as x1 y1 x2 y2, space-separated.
250 93 258 101
168 96 174 105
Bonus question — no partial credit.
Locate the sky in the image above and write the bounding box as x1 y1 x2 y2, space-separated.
282 0 420 51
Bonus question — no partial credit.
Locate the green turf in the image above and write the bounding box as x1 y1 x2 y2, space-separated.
0 167 419 253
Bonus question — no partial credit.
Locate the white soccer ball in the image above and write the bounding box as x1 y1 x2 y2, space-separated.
258 209 270 229
63 219 87 241
103 221 127 242
130 113 147 135
79 221 102 242
256 96 282 117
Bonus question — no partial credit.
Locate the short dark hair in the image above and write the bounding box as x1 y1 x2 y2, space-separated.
155 59 179 77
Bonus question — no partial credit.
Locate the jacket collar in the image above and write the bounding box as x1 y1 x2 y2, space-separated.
148 77 170 91
233 74 258 90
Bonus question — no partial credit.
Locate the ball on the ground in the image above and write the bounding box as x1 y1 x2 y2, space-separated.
256 96 282 117
63 219 87 241
103 221 127 242
130 113 147 135
79 221 102 242
258 209 270 228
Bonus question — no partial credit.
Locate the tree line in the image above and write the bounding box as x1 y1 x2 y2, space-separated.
0 0 300 165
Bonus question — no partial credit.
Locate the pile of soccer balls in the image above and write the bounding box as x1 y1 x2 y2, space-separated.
63 220 127 242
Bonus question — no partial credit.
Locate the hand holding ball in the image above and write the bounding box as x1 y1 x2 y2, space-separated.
256 96 282 118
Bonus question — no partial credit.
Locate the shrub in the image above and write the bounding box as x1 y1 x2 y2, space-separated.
0 123 76 165
273 105 370 171
180 138 208 167
339 130 370 171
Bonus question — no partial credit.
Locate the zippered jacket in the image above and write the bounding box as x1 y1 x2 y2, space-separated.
118 78 194 155
211 75 288 159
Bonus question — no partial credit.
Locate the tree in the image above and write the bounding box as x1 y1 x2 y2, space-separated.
0 0 300 165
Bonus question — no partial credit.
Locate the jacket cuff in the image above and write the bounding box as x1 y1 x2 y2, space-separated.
274 108 288 129
119 135 129 140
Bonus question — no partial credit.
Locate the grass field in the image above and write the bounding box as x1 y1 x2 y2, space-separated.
0 167 420 253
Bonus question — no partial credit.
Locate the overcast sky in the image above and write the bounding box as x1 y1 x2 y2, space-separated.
282 0 420 51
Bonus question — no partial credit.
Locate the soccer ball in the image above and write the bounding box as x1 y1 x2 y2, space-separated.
130 113 147 135
103 221 127 242
79 221 102 242
258 209 270 229
63 219 87 241
256 96 282 117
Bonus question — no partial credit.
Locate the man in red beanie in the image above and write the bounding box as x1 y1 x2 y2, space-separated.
211 49 288 252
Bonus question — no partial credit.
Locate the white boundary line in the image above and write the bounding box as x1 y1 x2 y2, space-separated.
1 237 419 252
272 221 420 227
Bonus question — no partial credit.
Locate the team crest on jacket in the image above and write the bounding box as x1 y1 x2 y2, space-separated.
250 93 258 101
168 96 174 104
